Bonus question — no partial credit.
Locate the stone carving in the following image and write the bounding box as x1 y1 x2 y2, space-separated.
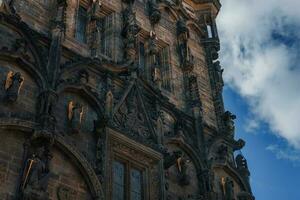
122 4 141 62
236 154 248 170
177 19 194 71
199 170 215 194
67 101 83 134
57 185 77 200
213 61 224 89
94 117 107 182
176 155 190 186
148 0 161 25
113 87 154 141
148 31 161 87
232 139 245 151
221 177 235 200
88 0 102 20
21 143 52 200
216 144 228 162
4 71 24 103
163 150 182 169
223 111 236 137
37 90 58 131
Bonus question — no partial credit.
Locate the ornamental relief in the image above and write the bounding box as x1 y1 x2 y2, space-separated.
111 141 156 166
110 133 163 200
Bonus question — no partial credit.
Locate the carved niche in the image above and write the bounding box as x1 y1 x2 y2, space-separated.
122 3 141 62
67 101 84 134
164 144 200 199
221 177 235 200
19 137 53 200
177 19 194 71
4 70 24 103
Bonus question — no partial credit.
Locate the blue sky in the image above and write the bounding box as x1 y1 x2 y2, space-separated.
217 0 300 199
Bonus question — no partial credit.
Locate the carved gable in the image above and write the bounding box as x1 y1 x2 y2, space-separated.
112 81 156 142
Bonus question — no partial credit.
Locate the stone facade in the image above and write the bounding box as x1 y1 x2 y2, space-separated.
0 0 254 200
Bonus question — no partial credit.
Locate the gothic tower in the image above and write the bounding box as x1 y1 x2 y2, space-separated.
0 0 254 199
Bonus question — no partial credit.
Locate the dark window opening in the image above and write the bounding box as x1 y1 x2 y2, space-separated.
75 6 88 43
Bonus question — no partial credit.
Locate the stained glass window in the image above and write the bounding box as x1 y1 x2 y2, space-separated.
130 169 142 200
75 6 88 43
112 161 125 200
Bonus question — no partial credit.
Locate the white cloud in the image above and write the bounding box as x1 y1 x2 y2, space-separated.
266 144 300 164
217 0 300 148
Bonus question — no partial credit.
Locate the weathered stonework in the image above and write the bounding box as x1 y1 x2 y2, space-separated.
0 0 254 200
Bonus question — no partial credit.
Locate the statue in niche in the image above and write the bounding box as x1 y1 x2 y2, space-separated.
176 154 190 186
21 145 52 200
148 0 161 25
153 67 161 88
88 0 102 20
163 150 183 170
122 5 141 50
222 177 235 200
4 71 24 103
148 31 161 86
67 101 83 134
223 111 236 137
213 61 224 88
177 19 194 70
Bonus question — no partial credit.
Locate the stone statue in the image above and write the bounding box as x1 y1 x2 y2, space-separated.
224 177 235 200
5 71 24 103
22 146 51 200
122 5 140 49
163 150 183 169
213 61 224 88
177 19 194 70
148 0 161 25
67 101 83 134
88 0 101 20
236 154 248 170
176 156 190 186
223 111 236 137
153 67 161 86
148 31 159 65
